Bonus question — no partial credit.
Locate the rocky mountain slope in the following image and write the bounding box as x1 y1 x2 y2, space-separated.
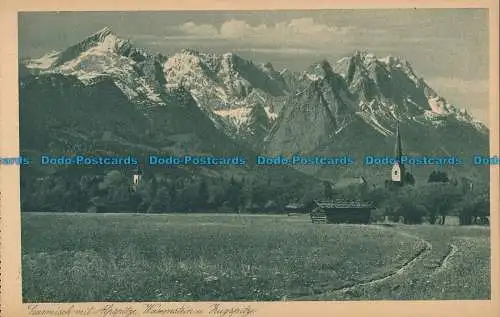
264 51 488 182
21 28 489 185
19 28 318 195
24 28 288 148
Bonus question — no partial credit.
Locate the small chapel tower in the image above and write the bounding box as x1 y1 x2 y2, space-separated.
391 121 405 185
132 164 143 191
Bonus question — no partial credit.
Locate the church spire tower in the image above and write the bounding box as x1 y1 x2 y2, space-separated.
395 121 403 161
391 121 405 186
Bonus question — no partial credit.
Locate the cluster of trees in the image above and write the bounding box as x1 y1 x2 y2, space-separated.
20 167 490 226
371 181 489 225
341 174 489 226
20 167 313 215
309 171 489 226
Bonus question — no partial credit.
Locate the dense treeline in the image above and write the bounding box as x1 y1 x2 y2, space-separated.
296 172 489 226
324 174 489 226
370 180 489 225
20 167 489 226
20 166 317 215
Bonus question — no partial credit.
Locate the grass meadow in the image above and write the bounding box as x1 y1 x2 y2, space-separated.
21 213 491 302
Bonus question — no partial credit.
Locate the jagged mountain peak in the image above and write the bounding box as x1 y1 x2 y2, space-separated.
377 55 409 68
51 27 133 67
303 60 338 82
88 26 115 42
335 51 424 101
221 52 257 71
263 62 275 70
168 50 248 74
280 68 290 75
24 27 150 72
341 51 416 75
167 50 204 67
319 60 334 75
351 50 373 62
329 51 488 134
220 52 238 65
179 48 210 58
349 50 382 68
302 60 350 98
180 48 198 54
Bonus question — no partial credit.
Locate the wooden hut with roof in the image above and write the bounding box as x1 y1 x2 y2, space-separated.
309 199 374 224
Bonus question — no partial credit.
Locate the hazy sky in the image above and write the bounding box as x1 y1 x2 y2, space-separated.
18 10 490 124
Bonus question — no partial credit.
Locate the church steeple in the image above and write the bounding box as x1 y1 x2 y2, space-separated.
394 120 403 162
391 121 405 185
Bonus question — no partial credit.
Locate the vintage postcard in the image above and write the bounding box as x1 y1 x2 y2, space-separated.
1 0 499 316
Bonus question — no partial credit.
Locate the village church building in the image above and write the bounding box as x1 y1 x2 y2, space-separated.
310 121 413 224
385 121 414 189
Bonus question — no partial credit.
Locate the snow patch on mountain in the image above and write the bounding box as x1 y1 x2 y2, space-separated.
263 107 278 120
377 56 392 65
306 73 321 82
163 51 229 107
135 78 163 104
213 107 252 131
164 52 206 80
160 49 286 143
25 51 60 69
114 80 140 99
423 110 447 128
279 68 289 76
356 112 393 136
427 96 451 115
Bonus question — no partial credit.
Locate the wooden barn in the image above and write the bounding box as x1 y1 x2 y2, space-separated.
309 200 374 224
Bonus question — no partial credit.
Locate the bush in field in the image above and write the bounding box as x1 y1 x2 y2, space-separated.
370 208 386 222
149 187 171 213
379 183 455 225
366 187 392 207
416 182 462 225
300 184 325 205
381 186 425 224
196 178 209 211
99 171 132 212
428 170 450 183
323 181 335 199
227 176 244 212
456 183 489 225
340 183 368 200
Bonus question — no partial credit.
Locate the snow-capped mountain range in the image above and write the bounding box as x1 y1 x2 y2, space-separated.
25 27 167 107
21 27 489 181
332 51 486 133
